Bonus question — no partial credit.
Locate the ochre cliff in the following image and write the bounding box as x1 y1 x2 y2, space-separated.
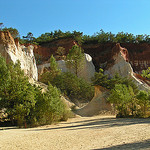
0 31 38 80
35 39 150 73
83 42 150 73
33 37 78 62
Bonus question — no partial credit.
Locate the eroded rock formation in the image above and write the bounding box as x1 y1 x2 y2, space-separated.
104 43 150 91
38 53 95 82
33 38 78 63
0 31 38 80
75 86 113 117
83 42 150 73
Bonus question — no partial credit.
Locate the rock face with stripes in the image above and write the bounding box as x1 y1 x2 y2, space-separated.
0 31 38 80
104 43 150 91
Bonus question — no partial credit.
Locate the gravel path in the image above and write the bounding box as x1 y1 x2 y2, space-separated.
0 115 150 150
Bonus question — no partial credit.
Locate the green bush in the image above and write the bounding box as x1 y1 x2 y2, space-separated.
136 90 150 117
0 54 70 127
107 84 136 117
0 58 36 126
53 72 94 103
32 83 70 125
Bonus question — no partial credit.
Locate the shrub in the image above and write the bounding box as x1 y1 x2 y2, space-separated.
0 58 36 126
53 72 94 103
0 54 70 127
33 83 70 125
136 90 150 117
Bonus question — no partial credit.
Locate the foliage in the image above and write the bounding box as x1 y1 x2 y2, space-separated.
92 69 150 118
141 67 150 80
56 47 66 59
2 25 150 45
108 84 136 117
0 54 70 127
92 68 110 88
107 77 150 118
0 58 36 126
66 45 85 76
92 70 138 93
53 72 94 102
136 90 150 117
2 27 20 38
33 83 70 125
40 55 61 84
23 32 34 42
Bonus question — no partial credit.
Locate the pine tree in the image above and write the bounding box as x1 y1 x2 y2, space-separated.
66 45 85 76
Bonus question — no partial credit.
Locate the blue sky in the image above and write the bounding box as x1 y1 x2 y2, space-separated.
1 0 150 37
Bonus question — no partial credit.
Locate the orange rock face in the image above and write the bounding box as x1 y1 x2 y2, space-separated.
0 31 15 45
121 43 150 73
83 43 150 73
33 36 150 73
33 37 78 62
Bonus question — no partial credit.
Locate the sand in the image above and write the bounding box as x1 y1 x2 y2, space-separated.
0 115 150 150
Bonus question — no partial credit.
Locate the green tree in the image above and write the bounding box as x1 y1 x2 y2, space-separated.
108 84 134 117
0 54 10 108
40 55 61 84
56 47 66 57
0 59 36 126
92 68 109 88
34 83 69 125
54 72 94 102
2 27 20 38
136 90 150 117
23 32 34 42
66 45 85 76
141 67 150 80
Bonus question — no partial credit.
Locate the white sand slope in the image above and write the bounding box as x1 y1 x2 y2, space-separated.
75 86 112 117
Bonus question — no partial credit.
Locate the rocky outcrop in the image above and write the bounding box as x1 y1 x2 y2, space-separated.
38 53 95 82
124 43 150 73
33 37 150 73
83 42 150 73
0 31 38 80
75 86 113 117
104 43 132 77
33 37 78 63
104 43 150 91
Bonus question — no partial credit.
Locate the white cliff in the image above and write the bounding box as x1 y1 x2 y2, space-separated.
38 53 95 82
0 31 38 80
104 43 150 91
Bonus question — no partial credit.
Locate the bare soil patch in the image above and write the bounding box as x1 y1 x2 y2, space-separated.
0 115 150 150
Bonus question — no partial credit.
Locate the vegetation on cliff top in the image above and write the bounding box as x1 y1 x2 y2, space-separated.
1 25 150 45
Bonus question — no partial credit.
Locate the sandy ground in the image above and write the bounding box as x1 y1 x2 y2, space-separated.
0 115 150 150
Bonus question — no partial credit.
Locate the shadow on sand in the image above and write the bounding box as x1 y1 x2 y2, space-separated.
30 117 150 131
93 139 150 150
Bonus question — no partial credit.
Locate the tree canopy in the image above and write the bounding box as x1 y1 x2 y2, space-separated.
66 45 85 76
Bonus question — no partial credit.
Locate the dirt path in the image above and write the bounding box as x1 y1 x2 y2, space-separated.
0 115 150 150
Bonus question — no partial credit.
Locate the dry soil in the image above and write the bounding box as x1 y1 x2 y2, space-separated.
0 115 150 150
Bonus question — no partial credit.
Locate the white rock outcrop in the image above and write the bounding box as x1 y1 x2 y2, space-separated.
104 44 150 91
58 53 95 82
0 31 38 80
38 53 95 82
